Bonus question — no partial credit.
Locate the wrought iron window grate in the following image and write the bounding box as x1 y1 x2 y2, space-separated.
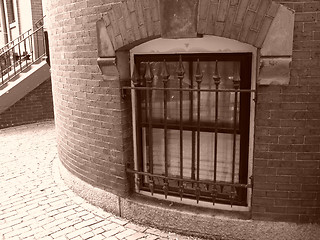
125 53 255 207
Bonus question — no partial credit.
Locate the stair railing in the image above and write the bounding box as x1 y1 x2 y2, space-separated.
0 16 49 87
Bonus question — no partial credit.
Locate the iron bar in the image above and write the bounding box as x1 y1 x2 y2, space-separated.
122 86 255 93
18 41 22 70
139 122 239 134
145 62 154 195
36 30 40 60
189 62 196 184
1 64 3 83
24 38 27 66
42 28 46 57
132 64 142 191
161 60 170 198
212 60 221 205
177 55 185 200
195 59 203 203
230 72 240 206
126 169 252 188
13 48 16 76
29 33 34 62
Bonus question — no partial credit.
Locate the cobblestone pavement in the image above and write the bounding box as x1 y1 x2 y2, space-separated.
0 121 200 240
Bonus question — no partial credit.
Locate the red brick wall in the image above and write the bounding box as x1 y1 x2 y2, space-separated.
0 79 54 129
48 0 320 223
252 1 320 223
30 0 44 26
47 0 131 197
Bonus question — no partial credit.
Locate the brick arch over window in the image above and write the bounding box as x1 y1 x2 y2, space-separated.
96 0 293 57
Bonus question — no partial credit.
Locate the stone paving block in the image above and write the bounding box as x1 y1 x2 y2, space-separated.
80 230 95 239
145 228 169 238
55 209 77 219
110 216 129 225
102 226 126 238
125 222 148 233
90 219 112 229
66 226 92 239
92 227 106 235
0 122 205 240
58 218 82 230
81 212 96 221
0 210 17 219
142 235 159 240
90 235 106 240
4 226 31 238
125 232 147 240
102 222 121 231
50 226 76 239
105 237 118 240
74 218 101 229
115 228 137 239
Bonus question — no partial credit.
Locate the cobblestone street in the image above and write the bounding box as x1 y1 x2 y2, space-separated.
0 121 199 240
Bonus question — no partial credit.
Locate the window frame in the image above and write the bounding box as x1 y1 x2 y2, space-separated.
133 53 252 206
129 36 257 211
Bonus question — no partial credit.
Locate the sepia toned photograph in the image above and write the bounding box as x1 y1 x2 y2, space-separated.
0 0 319 239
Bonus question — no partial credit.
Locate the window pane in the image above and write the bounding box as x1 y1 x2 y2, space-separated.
7 0 15 24
192 61 240 127
144 129 240 183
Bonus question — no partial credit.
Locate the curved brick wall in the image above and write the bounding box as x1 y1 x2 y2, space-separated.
46 0 132 197
47 0 320 225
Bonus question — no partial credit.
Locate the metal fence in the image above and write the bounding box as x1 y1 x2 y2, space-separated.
124 55 255 207
0 17 48 87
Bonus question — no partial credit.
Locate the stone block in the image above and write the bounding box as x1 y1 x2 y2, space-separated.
258 57 291 85
96 19 115 57
261 5 295 56
160 0 198 38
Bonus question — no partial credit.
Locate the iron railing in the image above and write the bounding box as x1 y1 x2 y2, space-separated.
0 16 48 87
124 54 255 207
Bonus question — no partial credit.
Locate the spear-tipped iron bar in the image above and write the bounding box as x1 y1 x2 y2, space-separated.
131 64 142 190
145 62 154 195
195 59 203 203
161 60 170 198
231 75 240 199
177 55 185 198
213 60 221 205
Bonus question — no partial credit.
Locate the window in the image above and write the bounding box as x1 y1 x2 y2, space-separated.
6 0 15 24
128 53 253 207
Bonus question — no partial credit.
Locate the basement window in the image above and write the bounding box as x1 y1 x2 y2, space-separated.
127 37 256 209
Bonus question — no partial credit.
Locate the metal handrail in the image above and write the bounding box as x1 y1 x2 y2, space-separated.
0 29 32 54
34 15 46 28
0 18 49 87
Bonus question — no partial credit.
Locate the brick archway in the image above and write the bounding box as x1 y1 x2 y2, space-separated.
96 0 290 57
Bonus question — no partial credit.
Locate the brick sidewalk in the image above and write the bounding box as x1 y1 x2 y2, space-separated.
0 121 200 240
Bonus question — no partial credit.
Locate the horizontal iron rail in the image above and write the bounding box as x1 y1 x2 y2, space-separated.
139 122 240 134
127 169 252 189
122 86 256 93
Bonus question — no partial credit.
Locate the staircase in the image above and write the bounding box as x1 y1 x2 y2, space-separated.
0 17 50 115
